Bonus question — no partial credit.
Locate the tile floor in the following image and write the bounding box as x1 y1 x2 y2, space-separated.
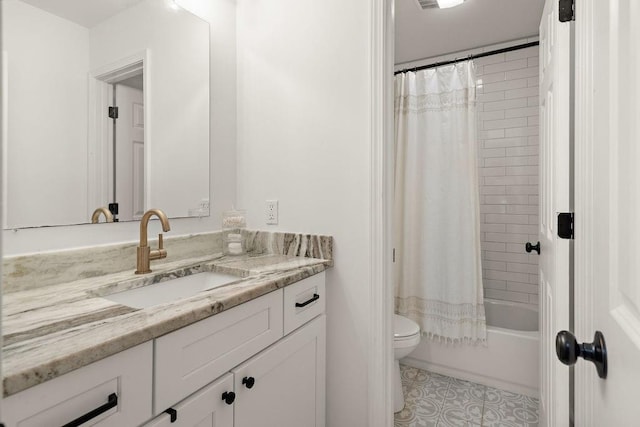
395 365 539 427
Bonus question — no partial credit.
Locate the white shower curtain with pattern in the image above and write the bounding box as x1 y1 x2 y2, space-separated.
394 62 486 344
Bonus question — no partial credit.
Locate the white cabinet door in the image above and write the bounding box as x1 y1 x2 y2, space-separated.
3 342 152 427
232 315 326 427
154 290 283 414
144 373 234 427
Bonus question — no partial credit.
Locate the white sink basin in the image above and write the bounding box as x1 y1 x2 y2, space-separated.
104 272 240 309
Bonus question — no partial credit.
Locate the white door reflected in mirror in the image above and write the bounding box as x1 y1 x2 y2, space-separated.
113 79 145 222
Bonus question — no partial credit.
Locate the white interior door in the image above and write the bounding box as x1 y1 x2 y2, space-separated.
573 1 640 425
114 83 144 221
538 0 571 425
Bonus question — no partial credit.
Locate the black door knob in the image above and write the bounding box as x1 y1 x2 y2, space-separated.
525 241 540 254
556 330 607 379
242 376 255 389
221 391 236 405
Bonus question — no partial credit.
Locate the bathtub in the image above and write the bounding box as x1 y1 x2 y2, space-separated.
402 299 539 397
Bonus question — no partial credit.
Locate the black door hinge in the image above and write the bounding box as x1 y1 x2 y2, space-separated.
559 0 574 22
558 212 574 239
393 248 396 263
108 106 119 119
108 202 119 222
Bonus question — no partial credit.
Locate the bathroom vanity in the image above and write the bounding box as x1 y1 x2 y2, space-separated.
1 232 331 427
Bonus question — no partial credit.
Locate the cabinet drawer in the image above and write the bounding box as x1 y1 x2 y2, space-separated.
154 289 283 414
3 342 152 427
283 272 325 335
144 373 234 427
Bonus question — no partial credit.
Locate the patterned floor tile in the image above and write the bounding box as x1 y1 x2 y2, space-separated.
447 378 486 406
395 365 538 427
522 395 539 424
441 401 484 423
484 387 528 407
395 418 438 427
402 365 420 384
406 383 444 421
395 383 440 427
414 379 450 402
481 404 530 427
522 401 539 424
441 378 485 424
413 370 451 387
438 414 481 427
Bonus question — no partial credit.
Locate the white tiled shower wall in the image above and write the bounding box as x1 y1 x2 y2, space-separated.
475 45 539 307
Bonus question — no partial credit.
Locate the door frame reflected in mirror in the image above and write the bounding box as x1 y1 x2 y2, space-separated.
88 50 149 223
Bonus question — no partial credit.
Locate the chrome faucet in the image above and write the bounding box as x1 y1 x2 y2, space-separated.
91 207 114 223
135 208 171 274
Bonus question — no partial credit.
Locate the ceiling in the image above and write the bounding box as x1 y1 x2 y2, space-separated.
22 0 543 64
20 0 145 28
395 0 545 65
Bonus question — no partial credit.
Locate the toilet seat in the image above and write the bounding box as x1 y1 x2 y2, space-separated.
394 333 421 349
394 314 420 339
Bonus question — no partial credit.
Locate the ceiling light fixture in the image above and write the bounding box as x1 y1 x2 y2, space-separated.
436 0 465 9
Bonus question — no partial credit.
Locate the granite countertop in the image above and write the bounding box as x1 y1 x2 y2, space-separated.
2 252 331 397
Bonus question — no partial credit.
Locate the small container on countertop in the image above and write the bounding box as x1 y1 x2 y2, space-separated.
222 210 246 255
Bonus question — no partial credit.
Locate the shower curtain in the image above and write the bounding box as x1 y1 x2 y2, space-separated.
394 62 486 343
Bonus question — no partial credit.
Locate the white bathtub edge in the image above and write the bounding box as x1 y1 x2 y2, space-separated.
402 356 539 399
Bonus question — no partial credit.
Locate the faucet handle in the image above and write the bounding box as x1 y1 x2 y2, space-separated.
157 233 167 258
148 233 167 261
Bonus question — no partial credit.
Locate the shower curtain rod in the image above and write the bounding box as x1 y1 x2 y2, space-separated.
394 41 540 75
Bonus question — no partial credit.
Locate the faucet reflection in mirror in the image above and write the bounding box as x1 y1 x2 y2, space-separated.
136 208 171 274
91 207 114 224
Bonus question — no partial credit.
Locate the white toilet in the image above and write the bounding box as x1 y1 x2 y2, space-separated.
393 314 421 413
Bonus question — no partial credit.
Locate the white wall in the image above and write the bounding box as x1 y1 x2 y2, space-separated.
90 0 209 218
2 0 90 228
3 0 236 255
236 0 374 425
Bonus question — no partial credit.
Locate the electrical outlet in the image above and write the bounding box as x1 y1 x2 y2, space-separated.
266 200 278 225
195 199 209 216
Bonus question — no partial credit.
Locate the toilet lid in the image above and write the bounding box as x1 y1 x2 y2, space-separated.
394 314 420 338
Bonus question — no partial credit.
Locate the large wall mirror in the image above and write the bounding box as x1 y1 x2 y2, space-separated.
1 0 210 228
